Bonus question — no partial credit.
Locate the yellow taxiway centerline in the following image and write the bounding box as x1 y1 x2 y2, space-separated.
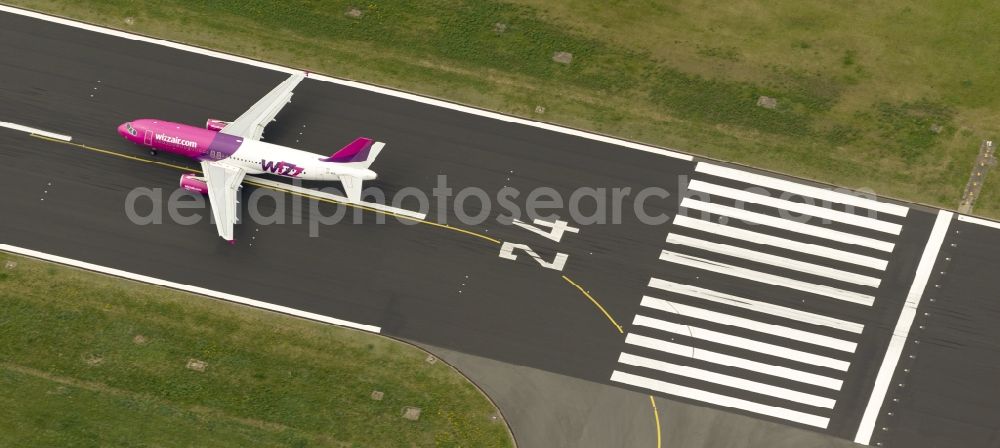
650 395 662 448
561 275 624 334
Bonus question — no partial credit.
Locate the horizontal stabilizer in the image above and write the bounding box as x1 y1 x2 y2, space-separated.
339 174 362 202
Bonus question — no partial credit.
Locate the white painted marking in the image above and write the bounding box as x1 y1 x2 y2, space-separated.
687 180 902 235
681 198 896 253
671 215 888 270
640 296 856 352
610 370 830 428
695 163 909 217
633 314 850 371
618 353 836 408
244 176 426 220
957 214 1000 230
0 121 72 141
625 333 842 390
0 5 691 162
854 210 953 445
0 244 381 333
498 242 568 271
511 218 580 242
666 233 881 287
647 278 865 334
660 250 876 306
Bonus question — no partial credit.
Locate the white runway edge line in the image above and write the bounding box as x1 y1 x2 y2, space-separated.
957 214 1000 231
633 314 851 371
0 244 382 333
618 352 837 409
687 180 903 235
0 121 72 141
0 5 691 162
244 176 427 220
611 370 830 428
660 250 876 307
625 333 843 390
853 210 953 445
640 295 857 352
647 278 866 334
666 233 882 288
671 215 888 270
695 163 910 217
681 198 896 253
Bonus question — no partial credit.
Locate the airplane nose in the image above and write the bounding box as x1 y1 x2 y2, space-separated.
117 123 127 138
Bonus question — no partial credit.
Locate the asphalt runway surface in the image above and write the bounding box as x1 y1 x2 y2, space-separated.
1 9 997 447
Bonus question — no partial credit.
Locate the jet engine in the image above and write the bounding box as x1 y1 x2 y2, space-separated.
179 173 209 195
205 119 230 132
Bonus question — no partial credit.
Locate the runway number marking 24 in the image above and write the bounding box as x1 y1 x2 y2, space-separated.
499 218 579 272
511 218 580 242
499 243 569 271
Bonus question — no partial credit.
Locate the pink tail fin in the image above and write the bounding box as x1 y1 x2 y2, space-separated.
323 137 374 163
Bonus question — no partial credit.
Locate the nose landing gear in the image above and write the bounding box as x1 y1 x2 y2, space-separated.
149 149 158 156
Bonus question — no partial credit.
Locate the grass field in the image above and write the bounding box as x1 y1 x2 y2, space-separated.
8 0 1000 216
0 253 513 447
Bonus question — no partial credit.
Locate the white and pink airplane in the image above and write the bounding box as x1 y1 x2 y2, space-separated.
117 73 385 242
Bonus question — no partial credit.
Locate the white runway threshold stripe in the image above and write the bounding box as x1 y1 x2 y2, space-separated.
854 210 953 445
625 333 843 390
633 315 851 371
660 250 877 307
647 278 865 334
618 353 837 409
957 214 1000 230
695 163 910 217
0 121 72 141
640 296 857 352
680 198 896 253
245 176 427 220
666 233 882 288
0 5 691 163
687 180 903 235
671 215 889 270
0 244 382 333
610 370 831 428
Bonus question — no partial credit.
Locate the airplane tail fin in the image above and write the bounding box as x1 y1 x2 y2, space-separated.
322 137 385 169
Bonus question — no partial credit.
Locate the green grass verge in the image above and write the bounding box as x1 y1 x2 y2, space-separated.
0 253 513 448
7 0 1000 216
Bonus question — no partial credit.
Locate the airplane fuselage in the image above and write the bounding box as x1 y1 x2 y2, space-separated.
117 118 376 181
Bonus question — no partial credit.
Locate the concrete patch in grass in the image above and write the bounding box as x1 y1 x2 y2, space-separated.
552 51 573 64
402 406 421 421
186 359 207 372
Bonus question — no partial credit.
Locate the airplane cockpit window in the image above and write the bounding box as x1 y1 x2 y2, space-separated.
125 122 138 136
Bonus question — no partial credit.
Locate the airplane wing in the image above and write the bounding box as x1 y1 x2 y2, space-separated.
220 72 305 141
201 161 247 242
